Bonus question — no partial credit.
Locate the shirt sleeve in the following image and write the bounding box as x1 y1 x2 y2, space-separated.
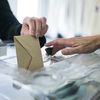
0 0 22 40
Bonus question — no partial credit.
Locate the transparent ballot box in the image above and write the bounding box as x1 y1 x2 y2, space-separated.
0 61 48 100
0 72 51 100
1 52 100 100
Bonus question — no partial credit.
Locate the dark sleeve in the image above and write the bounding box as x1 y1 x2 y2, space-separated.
0 0 22 40
0 0 46 47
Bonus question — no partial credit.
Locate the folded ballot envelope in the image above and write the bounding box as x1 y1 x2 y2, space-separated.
14 36 43 72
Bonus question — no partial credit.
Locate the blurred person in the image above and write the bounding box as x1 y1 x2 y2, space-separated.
0 0 48 47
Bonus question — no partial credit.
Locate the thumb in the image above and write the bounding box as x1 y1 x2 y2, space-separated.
45 41 55 46
61 47 79 55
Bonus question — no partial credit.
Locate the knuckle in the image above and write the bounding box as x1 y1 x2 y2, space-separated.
42 17 47 22
66 48 71 54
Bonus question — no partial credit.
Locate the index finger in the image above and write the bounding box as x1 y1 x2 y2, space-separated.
45 39 73 47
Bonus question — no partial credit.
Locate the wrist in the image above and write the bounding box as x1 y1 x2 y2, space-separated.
94 35 100 48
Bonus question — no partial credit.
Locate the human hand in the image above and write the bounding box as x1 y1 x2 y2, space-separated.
45 36 100 55
20 17 48 37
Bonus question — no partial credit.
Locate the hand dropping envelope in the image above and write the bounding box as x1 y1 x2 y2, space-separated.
14 36 43 72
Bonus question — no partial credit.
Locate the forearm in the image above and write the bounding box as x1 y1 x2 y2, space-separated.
0 0 21 41
5 24 22 40
93 35 100 49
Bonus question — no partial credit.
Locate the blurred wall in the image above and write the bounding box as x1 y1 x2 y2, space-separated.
8 0 17 16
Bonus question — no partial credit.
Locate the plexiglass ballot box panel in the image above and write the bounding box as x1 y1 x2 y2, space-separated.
0 61 49 100
0 39 7 57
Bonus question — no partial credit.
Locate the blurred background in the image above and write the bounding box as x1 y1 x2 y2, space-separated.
8 0 100 41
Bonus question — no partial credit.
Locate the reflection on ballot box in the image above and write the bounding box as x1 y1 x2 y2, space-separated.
0 43 17 66
0 45 7 57
0 39 7 57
